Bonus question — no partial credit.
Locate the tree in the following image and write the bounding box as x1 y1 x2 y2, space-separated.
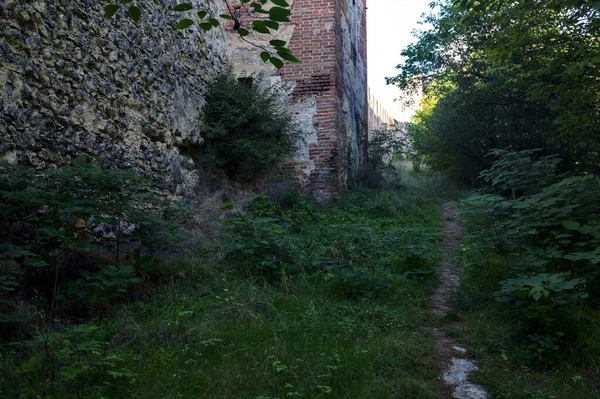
392 0 600 182
103 0 298 68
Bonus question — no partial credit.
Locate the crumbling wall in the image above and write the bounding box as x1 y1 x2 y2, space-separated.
240 0 368 202
337 0 368 185
1 0 226 195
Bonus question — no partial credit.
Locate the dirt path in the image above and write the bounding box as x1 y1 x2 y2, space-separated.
431 204 487 399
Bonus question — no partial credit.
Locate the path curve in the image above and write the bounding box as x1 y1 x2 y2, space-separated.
432 204 487 399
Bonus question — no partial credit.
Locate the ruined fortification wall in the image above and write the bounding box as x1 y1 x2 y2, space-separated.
1 0 226 194
337 0 368 183
227 0 368 201
368 91 396 131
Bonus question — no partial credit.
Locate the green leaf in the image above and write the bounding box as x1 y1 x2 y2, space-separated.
208 18 220 27
199 22 213 31
252 20 270 34
220 14 233 20
260 51 271 62
80 270 92 280
128 5 141 23
197 10 208 19
562 221 581 230
269 39 287 47
269 6 291 22
175 18 194 29
120 264 134 274
264 20 280 30
271 0 290 6
104 4 120 18
173 3 193 12
277 51 299 62
238 28 250 36
530 288 543 301
270 56 284 69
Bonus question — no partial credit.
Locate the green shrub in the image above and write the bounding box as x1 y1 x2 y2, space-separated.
353 128 405 190
223 217 299 282
200 71 303 183
459 150 600 341
0 160 190 332
10 324 138 399
367 127 406 170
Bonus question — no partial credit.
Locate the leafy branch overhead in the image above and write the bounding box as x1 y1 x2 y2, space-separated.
104 0 298 68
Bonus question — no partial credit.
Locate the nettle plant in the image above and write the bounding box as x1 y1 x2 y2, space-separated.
223 216 298 282
103 0 298 69
11 324 139 399
460 149 600 334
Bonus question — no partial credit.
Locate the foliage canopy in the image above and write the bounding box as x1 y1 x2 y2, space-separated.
393 0 600 182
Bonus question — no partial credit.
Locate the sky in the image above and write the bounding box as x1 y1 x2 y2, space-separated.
366 0 433 121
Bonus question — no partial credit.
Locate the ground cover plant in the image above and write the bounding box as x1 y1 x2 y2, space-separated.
446 150 600 398
0 163 453 399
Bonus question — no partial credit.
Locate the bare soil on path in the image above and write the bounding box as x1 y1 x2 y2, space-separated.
431 204 487 399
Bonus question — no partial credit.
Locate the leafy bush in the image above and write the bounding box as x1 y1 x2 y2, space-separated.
9 324 139 399
0 161 190 332
200 71 303 183
459 150 600 339
223 217 299 282
367 127 406 170
354 128 406 189
478 149 564 198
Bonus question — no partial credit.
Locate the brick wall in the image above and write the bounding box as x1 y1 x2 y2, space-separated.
226 0 368 203
280 0 368 202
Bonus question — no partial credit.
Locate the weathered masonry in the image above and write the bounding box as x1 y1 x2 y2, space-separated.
1 0 227 195
227 0 369 202
368 89 396 131
1 0 368 201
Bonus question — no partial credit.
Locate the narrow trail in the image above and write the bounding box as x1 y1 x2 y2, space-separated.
431 203 487 399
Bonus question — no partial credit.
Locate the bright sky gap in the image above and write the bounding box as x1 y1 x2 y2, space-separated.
366 0 433 121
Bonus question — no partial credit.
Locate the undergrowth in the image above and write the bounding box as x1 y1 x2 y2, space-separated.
448 150 600 399
0 163 452 399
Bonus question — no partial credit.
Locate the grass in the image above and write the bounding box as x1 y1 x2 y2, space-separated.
98 274 439 398
0 165 456 399
5 162 599 399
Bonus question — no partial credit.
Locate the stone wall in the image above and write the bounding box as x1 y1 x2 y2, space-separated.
337 0 368 185
1 0 226 195
368 89 396 131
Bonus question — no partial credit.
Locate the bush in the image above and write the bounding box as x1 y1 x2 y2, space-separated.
459 150 600 341
200 71 303 184
352 128 405 189
367 127 406 170
223 217 299 283
0 160 190 334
